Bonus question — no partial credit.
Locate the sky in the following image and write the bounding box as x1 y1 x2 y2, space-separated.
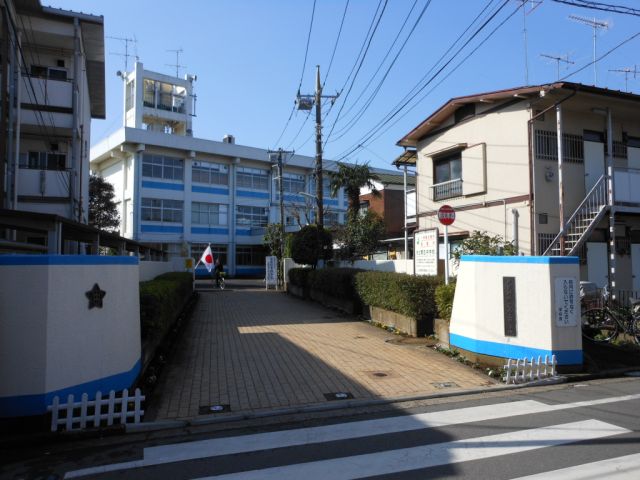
46 0 640 170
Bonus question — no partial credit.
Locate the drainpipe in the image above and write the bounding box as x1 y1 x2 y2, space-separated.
12 29 21 212
557 104 565 255
512 208 519 252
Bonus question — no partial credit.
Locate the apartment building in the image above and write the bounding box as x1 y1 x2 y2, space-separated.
397 82 640 293
0 0 104 224
90 62 358 277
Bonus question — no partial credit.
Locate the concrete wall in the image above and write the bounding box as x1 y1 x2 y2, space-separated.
335 259 414 275
450 255 582 366
0 256 141 417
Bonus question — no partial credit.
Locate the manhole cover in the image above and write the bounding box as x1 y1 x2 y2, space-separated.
324 392 354 401
624 371 640 377
198 404 230 414
431 382 459 389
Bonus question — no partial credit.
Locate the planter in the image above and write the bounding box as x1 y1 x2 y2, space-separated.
434 318 450 347
369 305 432 337
309 288 361 315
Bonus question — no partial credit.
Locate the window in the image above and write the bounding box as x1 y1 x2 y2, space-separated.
280 173 305 194
192 161 229 185
325 212 340 226
192 202 228 225
236 205 268 227
143 79 155 107
237 167 269 190
192 243 227 265
359 200 370 216
19 151 66 170
125 80 135 111
141 198 183 222
236 245 267 266
142 154 183 180
535 130 583 163
30 65 67 81
537 233 556 255
538 213 548 225
434 152 462 184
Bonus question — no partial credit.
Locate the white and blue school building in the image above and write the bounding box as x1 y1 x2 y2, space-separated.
90 63 369 277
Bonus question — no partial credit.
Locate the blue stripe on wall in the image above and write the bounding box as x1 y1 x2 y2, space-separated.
0 359 141 417
237 190 269 199
449 333 582 365
461 255 579 265
236 229 252 236
0 255 139 266
325 199 339 206
141 180 184 191
192 185 229 195
141 224 183 233
236 266 265 275
191 227 229 235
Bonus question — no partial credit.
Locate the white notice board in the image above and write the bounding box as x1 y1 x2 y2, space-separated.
265 256 278 289
414 228 439 276
554 277 578 327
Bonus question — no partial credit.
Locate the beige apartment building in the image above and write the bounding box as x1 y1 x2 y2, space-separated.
397 82 640 294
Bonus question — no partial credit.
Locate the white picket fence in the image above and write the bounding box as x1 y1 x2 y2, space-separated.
503 355 557 384
47 388 144 432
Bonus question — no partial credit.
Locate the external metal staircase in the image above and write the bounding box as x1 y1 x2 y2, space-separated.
543 175 609 256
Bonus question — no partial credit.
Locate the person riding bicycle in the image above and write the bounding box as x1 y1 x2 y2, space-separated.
214 259 224 288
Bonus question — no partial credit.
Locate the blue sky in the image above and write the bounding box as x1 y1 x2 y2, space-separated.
47 0 640 170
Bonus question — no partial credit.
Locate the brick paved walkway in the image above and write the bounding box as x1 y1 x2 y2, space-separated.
147 285 496 420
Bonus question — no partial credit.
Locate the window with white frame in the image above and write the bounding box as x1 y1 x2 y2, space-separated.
142 154 183 180
236 205 268 227
192 202 228 225
141 198 183 222
192 161 229 185
281 173 305 194
237 167 269 190
236 245 267 266
192 243 227 265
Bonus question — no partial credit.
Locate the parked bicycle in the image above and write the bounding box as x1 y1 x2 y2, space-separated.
580 283 640 344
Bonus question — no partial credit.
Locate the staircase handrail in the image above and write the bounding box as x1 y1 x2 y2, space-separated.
542 175 608 256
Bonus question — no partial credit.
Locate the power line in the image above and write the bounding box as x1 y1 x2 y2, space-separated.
272 0 317 148
552 0 640 16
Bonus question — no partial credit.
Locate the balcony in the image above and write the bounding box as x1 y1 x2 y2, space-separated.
430 178 463 201
614 167 640 205
18 168 71 199
21 75 73 109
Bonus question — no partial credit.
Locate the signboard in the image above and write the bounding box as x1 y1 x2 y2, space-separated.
265 256 278 289
438 205 456 226
414 228 438 276
555 277 578 327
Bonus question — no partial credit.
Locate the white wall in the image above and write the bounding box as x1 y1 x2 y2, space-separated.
335 259 415 275
450 255 582 365
0 256 141 417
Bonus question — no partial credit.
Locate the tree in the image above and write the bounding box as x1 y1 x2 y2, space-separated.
328 162 381 219
452 230 517 265
334 210 385 260
89 174 120 232
290 225 333 268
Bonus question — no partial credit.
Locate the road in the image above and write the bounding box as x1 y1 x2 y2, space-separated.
4 377 640 479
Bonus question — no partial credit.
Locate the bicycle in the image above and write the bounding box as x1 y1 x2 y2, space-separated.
216 271 226 290
581 298 640 344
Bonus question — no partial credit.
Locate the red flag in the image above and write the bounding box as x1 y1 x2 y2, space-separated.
200 245 214 272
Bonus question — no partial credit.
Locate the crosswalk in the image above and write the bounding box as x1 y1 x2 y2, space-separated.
64 393 640 479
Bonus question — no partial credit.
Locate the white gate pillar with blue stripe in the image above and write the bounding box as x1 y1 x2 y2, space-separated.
450 255 582 368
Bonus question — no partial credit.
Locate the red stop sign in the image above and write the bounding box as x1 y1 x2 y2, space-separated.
438 205 456 226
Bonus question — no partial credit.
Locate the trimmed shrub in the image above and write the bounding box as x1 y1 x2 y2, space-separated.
308 267 363 300
435 281 456 321
140 272 193 340
355 271 440 320
288 267 312 287
291 225 333 267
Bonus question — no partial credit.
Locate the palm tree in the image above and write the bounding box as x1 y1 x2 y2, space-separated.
328 162 381 219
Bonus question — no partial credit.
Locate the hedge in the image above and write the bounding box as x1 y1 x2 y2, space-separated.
435 281 456 321
139 272 193 340
308 267 363 300
355 271 440 320
288 267 312 288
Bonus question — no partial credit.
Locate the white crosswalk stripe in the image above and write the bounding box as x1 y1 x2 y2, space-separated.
63 393 640 479
193 420 630 480
509 452 640 479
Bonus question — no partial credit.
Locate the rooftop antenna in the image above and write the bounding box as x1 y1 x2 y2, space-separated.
107 36 136 72
166 48 185 78
516 0 544 85
540 53 575 81
608 66 638 92
569 15 609 85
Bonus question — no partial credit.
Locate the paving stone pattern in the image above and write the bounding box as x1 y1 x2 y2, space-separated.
148 287 495 420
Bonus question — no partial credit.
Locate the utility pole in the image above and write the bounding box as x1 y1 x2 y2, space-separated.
569 15 609 86
609 66 638 92
268 148 294 289
297 65 339 228
540 53 575 80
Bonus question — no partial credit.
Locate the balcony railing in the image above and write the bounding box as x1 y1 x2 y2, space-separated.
430 178 463 201
17 168 71 199
614 167 640 205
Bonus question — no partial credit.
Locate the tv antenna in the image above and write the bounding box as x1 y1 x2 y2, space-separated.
166 48 186 78
540 53 575 80
107 36 137 72
608 66 638 92
516 1 544 85
569 15 609 85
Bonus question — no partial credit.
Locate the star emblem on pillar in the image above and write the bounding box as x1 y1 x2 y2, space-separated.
85 283 106 309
